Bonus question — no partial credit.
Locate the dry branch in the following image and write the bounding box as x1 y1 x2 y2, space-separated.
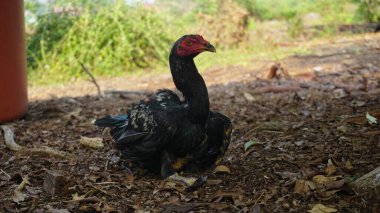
79 62 102 96
0 125 23 151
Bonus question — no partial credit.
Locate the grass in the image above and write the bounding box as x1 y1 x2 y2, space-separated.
26 2 173 85
25 0 377 86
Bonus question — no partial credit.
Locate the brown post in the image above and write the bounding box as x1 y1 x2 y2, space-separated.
0 0 28 122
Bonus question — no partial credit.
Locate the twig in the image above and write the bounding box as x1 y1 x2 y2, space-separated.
250 190 265 209
0 169 11 179
95 182 119 185
90 184 114 197
78 62 102 96
17 146 68 159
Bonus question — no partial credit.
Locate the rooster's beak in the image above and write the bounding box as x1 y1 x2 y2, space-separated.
204 43 216 53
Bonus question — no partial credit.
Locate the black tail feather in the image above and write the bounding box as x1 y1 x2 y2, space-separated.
94 115 129 128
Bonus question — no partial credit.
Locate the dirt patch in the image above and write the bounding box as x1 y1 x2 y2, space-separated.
1 34 380 212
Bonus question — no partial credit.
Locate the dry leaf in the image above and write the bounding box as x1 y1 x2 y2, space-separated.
212 190 241 203
308 203 337 213
312 175 342 184
0 125 23 151
244 139 260 151
294 179 316 194
80 137 104 149
244 92 255 101
325 159 337 176
72 193 86 201
206 179 222 185
344 160 353 170
322 179 345 190
214 165 230 174
313 175 345 190
317 190 341 199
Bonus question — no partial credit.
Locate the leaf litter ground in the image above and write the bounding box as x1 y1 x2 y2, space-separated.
1 34 380 212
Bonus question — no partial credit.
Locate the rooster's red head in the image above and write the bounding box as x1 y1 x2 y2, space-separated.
176 35 216 57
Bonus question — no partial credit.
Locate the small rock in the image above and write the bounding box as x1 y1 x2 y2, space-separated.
294 141 304 146
43 170 68 196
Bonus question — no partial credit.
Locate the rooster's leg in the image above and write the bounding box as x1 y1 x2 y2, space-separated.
160 151 206 191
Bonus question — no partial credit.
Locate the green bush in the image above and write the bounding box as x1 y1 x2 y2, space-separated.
26 1 173 84
352 0 380 22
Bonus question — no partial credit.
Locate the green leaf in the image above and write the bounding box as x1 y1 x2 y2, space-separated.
366 112 377 124
244 140 259 151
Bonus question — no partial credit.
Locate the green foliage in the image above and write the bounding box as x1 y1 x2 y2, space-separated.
26 1 173 84
352 0 380 22
236 0 359 24
27 13 77 70
193 0 219 15
287 16 303 38
25 0 379 85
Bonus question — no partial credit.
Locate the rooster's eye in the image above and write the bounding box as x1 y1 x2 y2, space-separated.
185 41 192 46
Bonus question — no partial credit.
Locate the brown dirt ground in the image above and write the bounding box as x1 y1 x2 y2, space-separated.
1 34 380 212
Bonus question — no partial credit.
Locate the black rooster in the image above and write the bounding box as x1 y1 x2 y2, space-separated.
95 35 232 190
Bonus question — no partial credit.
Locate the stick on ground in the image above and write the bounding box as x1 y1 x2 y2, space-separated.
79 62 102 96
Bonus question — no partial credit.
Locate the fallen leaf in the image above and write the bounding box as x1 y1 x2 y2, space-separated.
344 160 353 171
312 175 342 184
308 203 337 213
121 175 135 189
366 112 377 124
244 92 255 102
294 179 316 194
72 193 86 201
321 179 345 190
301 167 321 179
244 139 259 151
0 125 23 151
80 137 104 149
211 190 242 204
325 159 337 176
317 189 341 199
214 165 230 174
167 195 179 203
206 179 222 185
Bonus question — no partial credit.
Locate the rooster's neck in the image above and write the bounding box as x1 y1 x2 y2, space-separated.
169 52 210 125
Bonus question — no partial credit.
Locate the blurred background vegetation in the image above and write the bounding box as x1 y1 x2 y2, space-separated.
25 0 380 85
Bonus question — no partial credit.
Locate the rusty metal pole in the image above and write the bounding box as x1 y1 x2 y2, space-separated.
0 0 28 122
